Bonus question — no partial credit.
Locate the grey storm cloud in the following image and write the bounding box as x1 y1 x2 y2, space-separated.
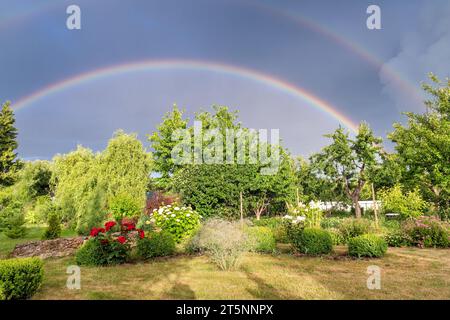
379 1 450 112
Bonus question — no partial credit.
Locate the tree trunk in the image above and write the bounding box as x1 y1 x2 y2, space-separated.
353 197 362 219
371 183 379 228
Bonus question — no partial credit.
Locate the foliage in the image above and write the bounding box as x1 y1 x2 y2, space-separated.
311 123 384 218
286 202 323 228
14 161 53 203
337 218 373 243
328 228 345 245
245 226 276 253
136 231 175 259
289 228 333 255
24 195 53 224
389 75 450 217
379 184 427 219
76 220 144 265
403 216 450 248
145 191 179 215
0 101 21 187
188 218 248 270
42 210 61 240
252 216 288 243
152 205 201 243
109 193 142 222
320 217 344 229
98 130 152 210
0 257 43 300
348 234 387 258
75 185 107 236
384 230 411 247
1 201 27 239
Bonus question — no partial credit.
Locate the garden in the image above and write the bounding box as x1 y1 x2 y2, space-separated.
0 76 449 300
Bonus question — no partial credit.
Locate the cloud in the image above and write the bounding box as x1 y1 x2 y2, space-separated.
379 1 450 112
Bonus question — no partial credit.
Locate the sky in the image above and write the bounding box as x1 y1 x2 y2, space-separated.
0 0 449 160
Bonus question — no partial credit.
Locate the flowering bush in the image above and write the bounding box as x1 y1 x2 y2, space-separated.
286 202 323 228
152 205 201 243
282 214 306 241
403 216 449 248
76 220 145 266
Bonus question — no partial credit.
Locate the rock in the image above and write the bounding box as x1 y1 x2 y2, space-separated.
11 237 85 259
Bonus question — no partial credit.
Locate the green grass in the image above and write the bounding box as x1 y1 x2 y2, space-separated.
31 245 450 300
0 226 77 258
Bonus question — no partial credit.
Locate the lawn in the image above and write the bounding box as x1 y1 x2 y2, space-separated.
31 245 450 300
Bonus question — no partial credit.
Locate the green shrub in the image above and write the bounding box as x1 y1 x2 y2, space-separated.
289 228 333 255
42 210 61 240
1 201 27 239
403 216 449 248
320 217 344 229
338 218 373 243
152 205 201 243
246 226 276 253
379 184 427 219
253 217 288 243
136 231 175 259
109 193 141 223
25 195 53 224
76 186 107 236
385 230 411 247
328 228 345 245
75 238 129 266
348 234 387 258
0 257 44 300
188 218 248 270
286 203 323 228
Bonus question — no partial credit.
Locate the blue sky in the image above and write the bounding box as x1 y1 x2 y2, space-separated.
0 0 449 159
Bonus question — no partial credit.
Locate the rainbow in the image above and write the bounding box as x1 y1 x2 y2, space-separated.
11 59 359 132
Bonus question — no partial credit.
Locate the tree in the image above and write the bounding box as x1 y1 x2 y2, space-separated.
148 105 188 186
312 123 383 218
0 101 20 186
389 74 450 216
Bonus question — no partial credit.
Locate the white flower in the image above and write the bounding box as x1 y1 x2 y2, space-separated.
176 219 180 222
171 214 176 217
186 213 191 217
150 218 155 223
174 207 180 210
283 215 292 220
167 204 171 207
158 208 164 214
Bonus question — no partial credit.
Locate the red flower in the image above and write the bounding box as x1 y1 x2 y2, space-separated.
117 236 126 244
105 221 116 231
98 228 106 233
137 228 145 239
122 222 136 231
90 227 99 237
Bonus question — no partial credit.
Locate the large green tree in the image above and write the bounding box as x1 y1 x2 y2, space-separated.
312 123 383 218
0 101 20 186
389 75 450 216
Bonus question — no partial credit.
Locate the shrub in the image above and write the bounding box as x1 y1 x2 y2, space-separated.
253 217 288 243
403 216 449 248
25 195 53 224
136 231 175 259
379 184 427 219
385 230 411 247
320 217 344 229
338 218 373 243
75 185 107 236
348 234 387 258
328 228 345 245
245 226 276 253
76 220 144 265
1 201 27 239
188 219 248 270
109 193 141 223
286 203 323 228
152 205 201 243
42 210 61 240
0 257 44 300
289 228 333 255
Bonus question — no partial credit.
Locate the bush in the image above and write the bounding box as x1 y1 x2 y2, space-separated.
338 218 373 243
42 210 61 240
0 257 44 300
286 203 323 228
136 231 175 259
328 228 345 245
348 234 387 258
109 193 141 223
379 184 427 219
252 217 288 243
188 219 248 270
245 226 276 253
320 217 344 229
76 237 129 266
403 216 450 248
289 228 333 255
152 205 201 243
1 201 27 239
385 230 411 247
25 195 53 224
